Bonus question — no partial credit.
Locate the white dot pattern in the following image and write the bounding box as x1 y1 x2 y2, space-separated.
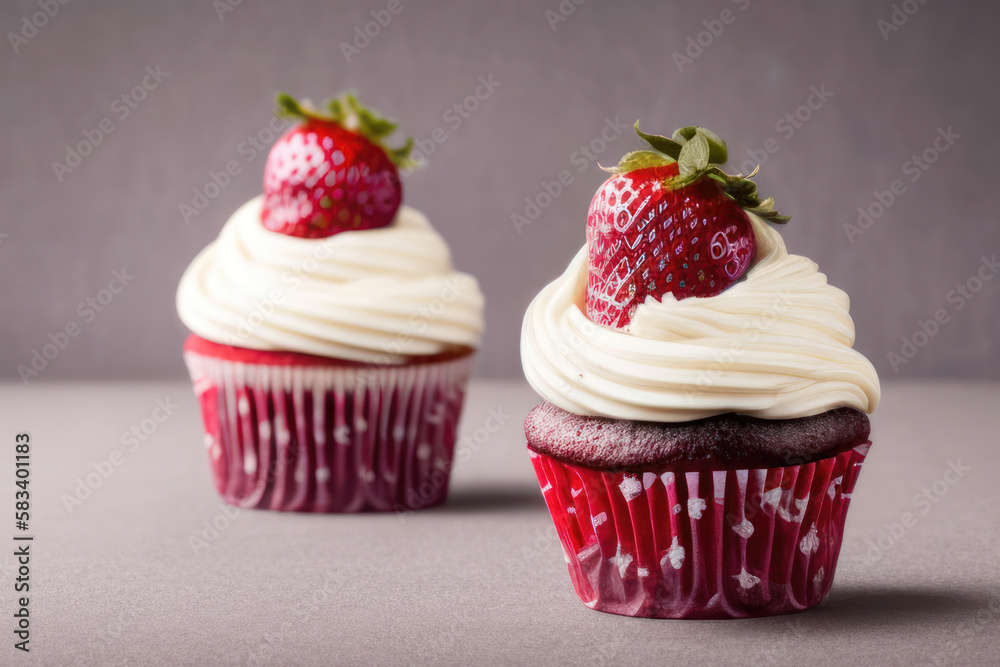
185 347 473 513
528 442 871 618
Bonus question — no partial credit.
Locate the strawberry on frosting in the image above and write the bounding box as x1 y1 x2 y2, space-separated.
261 93 413 238
586 124 789 329
520 121 879 423
177 92 485 364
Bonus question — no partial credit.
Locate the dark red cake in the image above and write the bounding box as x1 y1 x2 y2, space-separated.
525 401 871 472
524 401 873 618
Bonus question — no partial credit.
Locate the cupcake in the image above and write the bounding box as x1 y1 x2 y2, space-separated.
520 123 879 618
177 93 484 512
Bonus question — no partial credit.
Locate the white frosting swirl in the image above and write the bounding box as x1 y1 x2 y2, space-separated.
178 196 484 363
521 214 880 421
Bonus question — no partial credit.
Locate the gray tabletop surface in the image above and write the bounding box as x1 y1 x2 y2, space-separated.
1 380 997 665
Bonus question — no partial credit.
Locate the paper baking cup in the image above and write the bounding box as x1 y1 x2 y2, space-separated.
529 442 871 618
184 338 473 512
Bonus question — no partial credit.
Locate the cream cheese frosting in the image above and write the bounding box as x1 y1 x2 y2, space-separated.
521 213 880 422
178 196 484 363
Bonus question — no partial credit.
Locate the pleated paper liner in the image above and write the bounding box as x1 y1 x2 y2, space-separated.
184 335 473 512
530 442 871 618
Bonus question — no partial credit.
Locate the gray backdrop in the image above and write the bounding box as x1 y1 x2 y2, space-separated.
2 0 997 382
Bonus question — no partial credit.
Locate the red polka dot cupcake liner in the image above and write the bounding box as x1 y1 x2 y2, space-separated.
184 335 473 512
529 442 871 618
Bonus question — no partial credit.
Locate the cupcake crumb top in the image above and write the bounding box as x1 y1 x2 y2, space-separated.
525 402 871 471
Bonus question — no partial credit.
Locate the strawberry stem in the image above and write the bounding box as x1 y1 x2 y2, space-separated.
276 93 312 120
632 121 790 224
602 150 673 175
635 122 728 165
671 126 728 164
274 92 414 168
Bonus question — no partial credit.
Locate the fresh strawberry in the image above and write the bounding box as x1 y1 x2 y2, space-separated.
585 123 789 329
261 93 413 238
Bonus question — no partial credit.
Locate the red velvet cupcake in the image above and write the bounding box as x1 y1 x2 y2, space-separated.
177 93 484 512
526 404 872 618
520 123 880 617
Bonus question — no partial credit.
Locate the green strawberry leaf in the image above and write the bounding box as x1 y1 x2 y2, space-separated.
388 137 416 170
634 122 685 160
672 126 728 164
276 92 414 169
601 150 674 174
678 132 710 176
627 120 790 223
276 92 310 120
343 93 398 138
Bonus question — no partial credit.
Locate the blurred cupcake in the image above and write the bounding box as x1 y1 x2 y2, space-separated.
520 123 879 618
178 93 484 512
